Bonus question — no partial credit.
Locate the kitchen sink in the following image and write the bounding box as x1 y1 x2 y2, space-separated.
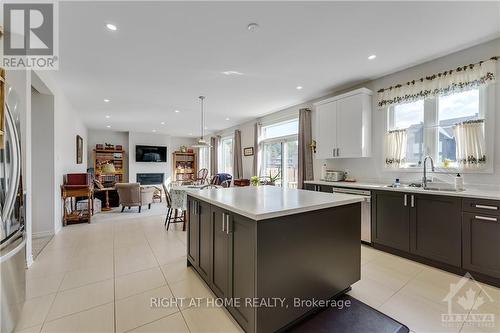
385 182 463 192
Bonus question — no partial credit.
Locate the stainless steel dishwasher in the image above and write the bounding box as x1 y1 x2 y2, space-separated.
332 187 371 244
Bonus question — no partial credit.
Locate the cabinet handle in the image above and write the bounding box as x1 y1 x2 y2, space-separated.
411 195 415 208
222 213 225 232
474 204 498 211
474 215 498 222
404 194 407 207
226 215 231 234
337 148 340 156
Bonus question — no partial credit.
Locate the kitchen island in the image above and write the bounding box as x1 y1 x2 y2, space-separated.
186 186 364 333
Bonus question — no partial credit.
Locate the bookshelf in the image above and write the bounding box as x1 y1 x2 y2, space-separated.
93 149 125 183
172 151 197 182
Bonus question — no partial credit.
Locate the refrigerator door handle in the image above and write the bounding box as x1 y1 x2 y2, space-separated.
1 103 21 224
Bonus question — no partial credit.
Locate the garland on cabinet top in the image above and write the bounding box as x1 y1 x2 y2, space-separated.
377 56 498 108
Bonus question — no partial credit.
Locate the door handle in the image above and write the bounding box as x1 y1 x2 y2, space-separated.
410 195 415 208
474 215 498 222
404 194 407 207
222 213 225 232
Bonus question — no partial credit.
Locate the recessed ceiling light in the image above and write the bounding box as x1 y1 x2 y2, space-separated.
368 54 377 60
106 125 111 128
225 117 230 121
105 115 111 119
106 23 117 31
160 121 165 125
247 23 259 31
152 129 156 133
104 98 110 103
174 110 180 113
222 71 244 76
296 86 303 90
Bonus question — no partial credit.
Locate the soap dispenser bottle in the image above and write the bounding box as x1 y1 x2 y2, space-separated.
455 173 464 191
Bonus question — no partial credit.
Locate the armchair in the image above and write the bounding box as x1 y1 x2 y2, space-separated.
115 183 156 213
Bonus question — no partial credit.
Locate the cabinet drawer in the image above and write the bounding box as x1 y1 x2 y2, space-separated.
463 198 500 216
462 212 500 278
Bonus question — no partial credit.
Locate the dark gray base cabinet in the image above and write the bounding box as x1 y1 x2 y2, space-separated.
372 191 500 287
372 191 461 266
462 198 500 279
187 196 361 333
304 183 333 193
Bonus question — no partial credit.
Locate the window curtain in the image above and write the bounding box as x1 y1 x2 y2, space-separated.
210 136 219 175
384 129 407 168
253 122 262 176
233 130 243 179
377 57 497 108
453 120 486 168
298 108 313 189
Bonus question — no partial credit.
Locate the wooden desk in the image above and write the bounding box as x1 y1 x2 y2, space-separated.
61 185 93 225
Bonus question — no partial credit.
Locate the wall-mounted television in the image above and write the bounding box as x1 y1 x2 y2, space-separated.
135 145 167 162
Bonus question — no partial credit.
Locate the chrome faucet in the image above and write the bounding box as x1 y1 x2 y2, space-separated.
422 156 435 188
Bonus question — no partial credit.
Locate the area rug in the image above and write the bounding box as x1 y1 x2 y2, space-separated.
286 295 409 333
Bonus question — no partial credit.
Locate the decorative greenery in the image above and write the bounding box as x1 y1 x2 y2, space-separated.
250 176 260 186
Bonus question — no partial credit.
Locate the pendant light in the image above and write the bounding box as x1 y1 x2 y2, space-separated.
192 96 211 148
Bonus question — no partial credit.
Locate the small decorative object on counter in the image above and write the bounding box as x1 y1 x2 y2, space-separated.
180 145 187 153
455 173 464 191
393 178 401 187
321 164 327 180
443 159 452 168
250 176 260 186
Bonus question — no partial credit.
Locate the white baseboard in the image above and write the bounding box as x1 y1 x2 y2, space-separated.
32 230 54 239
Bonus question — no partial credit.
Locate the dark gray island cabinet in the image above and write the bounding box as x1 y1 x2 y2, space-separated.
186 186 364 333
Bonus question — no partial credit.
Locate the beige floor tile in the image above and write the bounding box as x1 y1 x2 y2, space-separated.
115 266 166 300
14 324 42 333
59 264 114 291
401 267 479 305
182 304 243 333
380 289 462 333
114 245 158 276
25 273 65 299
371 252 426 277
348 275 397 309
41 303 114 333
169 274 214 309
46 279 113 321
115 286 179 333
160 258 197 284
362 261 416 292
16 294 56 330
461 291 500 333
127 312 189 333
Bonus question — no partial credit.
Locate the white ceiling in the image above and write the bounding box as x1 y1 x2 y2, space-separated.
54 1 500 137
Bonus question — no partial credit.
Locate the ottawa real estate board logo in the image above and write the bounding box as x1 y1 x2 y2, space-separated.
1 2 58 69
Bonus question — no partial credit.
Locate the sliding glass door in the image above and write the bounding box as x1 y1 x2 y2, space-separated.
261 136 298 189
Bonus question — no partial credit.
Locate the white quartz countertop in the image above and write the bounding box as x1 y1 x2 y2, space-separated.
304 180 500 201
186 186 365 221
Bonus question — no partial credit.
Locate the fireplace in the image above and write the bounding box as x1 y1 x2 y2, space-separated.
136 173 164 185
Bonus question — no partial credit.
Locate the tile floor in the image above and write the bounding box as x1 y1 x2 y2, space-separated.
17 203 500 333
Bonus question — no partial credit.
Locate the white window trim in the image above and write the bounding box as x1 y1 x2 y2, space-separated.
218 135 234 174
383 85 495 174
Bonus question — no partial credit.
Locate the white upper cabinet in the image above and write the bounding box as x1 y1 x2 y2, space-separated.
314 88 372 159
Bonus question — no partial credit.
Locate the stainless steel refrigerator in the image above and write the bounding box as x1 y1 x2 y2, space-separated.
0 82 26 333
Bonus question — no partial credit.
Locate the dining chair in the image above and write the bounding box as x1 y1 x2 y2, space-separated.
163 183 186 231
194 168 209 185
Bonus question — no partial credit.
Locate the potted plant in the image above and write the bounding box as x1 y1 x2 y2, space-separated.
262 170 281 186
250 176 260 186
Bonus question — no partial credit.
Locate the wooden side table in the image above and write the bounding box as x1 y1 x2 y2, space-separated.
95 187 115 211
61 185 93 225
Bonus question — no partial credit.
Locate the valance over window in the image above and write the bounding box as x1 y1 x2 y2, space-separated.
377 57 497 108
